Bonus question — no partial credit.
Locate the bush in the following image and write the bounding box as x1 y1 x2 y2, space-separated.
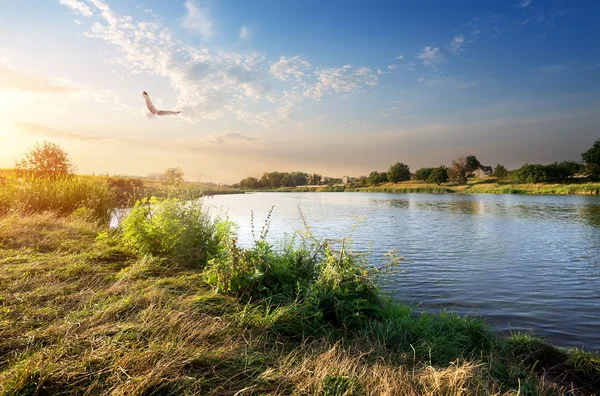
204 213 386 331
512 162 581 183
426 166 449 185
120 197 223 265
492 164 509 178
0 175 115 221
414 167 435 181
387 163 410 183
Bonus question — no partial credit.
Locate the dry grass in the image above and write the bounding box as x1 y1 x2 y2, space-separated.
1 213 597 395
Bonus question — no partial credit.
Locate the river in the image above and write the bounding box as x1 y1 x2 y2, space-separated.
205 192 600 351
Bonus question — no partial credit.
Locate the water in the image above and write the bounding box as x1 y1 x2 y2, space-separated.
205 192 600 351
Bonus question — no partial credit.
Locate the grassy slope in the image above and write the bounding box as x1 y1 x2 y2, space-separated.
1 214 600 395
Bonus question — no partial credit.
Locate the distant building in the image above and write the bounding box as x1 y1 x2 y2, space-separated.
342 176 357 184
321 176 331 184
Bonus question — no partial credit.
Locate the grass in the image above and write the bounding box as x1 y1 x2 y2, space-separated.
0 174 115 221
283 179 600 195
1 197 600 394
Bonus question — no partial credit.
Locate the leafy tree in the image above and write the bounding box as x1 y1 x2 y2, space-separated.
15 141 76 178
308 173 322 185
239 177 260 189
387 162 411 183
414 167 435 181
449 157 468 185
492 164 509 178
582 139 600 180
281 173 295 187
291 172 308 186
164 167 185 185
466 155 481 172
367 171 388 186
427 166 449 185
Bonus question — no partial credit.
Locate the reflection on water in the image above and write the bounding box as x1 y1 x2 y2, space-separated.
205 192 600 351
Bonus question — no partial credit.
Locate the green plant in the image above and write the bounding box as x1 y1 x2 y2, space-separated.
120 197 223 265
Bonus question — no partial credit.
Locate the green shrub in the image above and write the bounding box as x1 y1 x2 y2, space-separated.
120 197 223 265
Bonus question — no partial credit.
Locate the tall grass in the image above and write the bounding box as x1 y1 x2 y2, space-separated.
0 174 115 221
2 201 600 394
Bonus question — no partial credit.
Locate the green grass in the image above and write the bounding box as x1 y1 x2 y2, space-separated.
283 179 600 195
0 174 115 221
1 200 600 394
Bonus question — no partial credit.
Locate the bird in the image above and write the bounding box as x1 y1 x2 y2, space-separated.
142 91 180 116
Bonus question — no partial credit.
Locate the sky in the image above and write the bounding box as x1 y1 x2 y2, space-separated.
1 0 599 183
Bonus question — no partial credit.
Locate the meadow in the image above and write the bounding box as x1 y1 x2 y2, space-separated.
1 175 600 395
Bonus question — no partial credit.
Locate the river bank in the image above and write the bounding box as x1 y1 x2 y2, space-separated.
1 194 599 394
251 179 600 195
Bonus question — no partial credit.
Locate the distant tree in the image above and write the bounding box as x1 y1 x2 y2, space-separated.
582 139 600 180
281 173 295 187
308 173 322 185
414 167 435 181
357 175 368 186
367 171 388 186
164 167 184 185
291 172 308 186
387 162 411 183
492 164 509 178
239 177 260 189
15 141 76 178
449 157 468 185
465 155 481 172
427 166 449 185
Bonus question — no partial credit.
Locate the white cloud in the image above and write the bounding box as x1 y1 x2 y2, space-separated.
239 25 250 39
58 0 93 17
305 66 378 100
269 56 311 82
448 34 465 54
57 0 379 128
417 46 444 67
74 19 82 25
519 0 533 8
387 64 398 70
396 53 404 60
182 1 213 39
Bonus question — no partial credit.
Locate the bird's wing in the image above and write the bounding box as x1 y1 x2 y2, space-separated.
142 92 158 114
157 110 180 116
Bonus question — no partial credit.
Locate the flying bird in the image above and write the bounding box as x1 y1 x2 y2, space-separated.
142 91 180 116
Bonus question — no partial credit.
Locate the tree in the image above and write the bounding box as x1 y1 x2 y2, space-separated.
239 177 260 189
449 157 468 185
308 173 322 185
367 171 388 186
465 155 481 172
15 141 76 178
387 163 411 183
427 166 449 185
164 167 184 185
582 139 600 180
492 164 509 178
414 167 435 181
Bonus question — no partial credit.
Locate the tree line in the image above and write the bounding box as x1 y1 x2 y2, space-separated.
234 138 600 188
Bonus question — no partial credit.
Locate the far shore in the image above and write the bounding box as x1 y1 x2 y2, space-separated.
241 179 600 195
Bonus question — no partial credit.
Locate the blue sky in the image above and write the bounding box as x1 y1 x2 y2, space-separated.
1 0 599 182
